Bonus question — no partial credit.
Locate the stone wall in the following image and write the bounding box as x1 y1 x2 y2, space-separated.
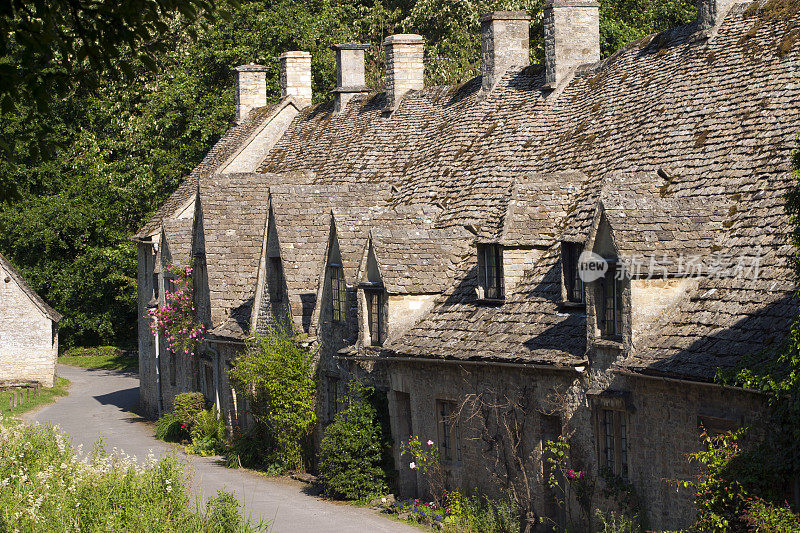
387 360 767 531
234 64 268 123
480 11 531 91
0 264 57 387
503 247 543 294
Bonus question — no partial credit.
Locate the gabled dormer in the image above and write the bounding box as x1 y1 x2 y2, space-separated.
322 219 348 328
253 205 291 333
359 242 386 346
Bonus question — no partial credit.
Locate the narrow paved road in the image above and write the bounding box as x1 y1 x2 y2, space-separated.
24 365 414 533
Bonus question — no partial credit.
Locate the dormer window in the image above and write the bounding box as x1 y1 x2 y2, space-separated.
329 263 346 322
365 288 384 346
477 244 504 300
599 261 624 338
562 242 584 304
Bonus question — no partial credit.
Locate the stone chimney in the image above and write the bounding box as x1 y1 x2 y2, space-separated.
543 0 600 89
233 63 269 123
331 43 370 112
480 11 531 91
698 0 737 27
280 51 312 103
383 34 424 110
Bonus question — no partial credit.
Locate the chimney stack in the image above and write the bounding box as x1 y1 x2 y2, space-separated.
233 64 269 123
383 34 424 110
331 43 371 112
280 51 312 104
480 11 531 91
698 0 737 27
543 0 600 89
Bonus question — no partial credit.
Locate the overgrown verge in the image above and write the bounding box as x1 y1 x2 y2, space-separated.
227 330 316 474
0 418 263 531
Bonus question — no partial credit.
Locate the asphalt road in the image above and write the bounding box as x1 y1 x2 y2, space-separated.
24 365 415 533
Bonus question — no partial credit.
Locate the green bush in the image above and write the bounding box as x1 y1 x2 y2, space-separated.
443 492 520 533
228 330 316 473
155 412 187 442
0 417 261 531
174 392 206 427
186 408 227 456
319 382 391 500
742 497 800 531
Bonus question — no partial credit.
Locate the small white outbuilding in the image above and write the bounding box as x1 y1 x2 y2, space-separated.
0 252 61 387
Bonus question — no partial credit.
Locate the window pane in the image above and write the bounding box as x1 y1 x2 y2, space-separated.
620 413 628 479
603 409 614 469
615 273 624 335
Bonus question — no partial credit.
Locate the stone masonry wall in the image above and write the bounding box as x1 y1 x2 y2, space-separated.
388 361 767 531
480 12 531 91
630 278 698 347
503 247 543 294
0 264 57 387
234 65 268 123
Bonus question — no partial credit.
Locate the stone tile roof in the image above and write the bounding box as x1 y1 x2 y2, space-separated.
0 252 62 322
262 184 438 332
134 101 289 240
145 2 800 379
199 172 315 338
477 172 586 246
593 173 727 276
368 227 474 294
384 244 587 366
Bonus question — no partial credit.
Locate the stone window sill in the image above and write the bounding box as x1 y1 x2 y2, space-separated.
594 338 624 351
475 298 505 306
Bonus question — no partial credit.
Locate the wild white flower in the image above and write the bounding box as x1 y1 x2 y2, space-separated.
427 440 434 446
409 462 416 469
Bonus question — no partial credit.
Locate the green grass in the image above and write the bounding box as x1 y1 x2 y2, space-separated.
59 353 138 371
0 376 70 418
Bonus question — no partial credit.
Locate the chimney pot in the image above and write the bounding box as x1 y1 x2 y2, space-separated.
331 43 370 112
543 0 600 89
383 34 425 111
480 11 531 91
280 51 312 104
233 63 269 123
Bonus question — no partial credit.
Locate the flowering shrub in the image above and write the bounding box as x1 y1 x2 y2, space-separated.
385 492 520 533
400 436 447 508
148 264 205 358
543 436 596 531
0 416 260 531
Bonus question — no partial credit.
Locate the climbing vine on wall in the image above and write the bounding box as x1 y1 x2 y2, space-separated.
148 263 205 357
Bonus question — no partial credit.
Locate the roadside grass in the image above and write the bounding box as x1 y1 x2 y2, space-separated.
59 353 138 371
0 376 70 419
59 346 138 372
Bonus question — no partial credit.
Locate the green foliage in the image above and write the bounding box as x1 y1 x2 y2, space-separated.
593 509 641 533
742 497 800 532
155 412 187 442
542 436 596 531
59 346 138 371
0 418 262 531
186 408 227 456
228 330 316 473
174 392 206 427
319 382 391 500
400 435 447 508
442 491 520 533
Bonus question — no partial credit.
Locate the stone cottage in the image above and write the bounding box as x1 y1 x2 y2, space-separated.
133 0 800 528
0 252 61 387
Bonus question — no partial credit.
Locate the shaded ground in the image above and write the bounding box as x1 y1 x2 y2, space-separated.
24 365 415 533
